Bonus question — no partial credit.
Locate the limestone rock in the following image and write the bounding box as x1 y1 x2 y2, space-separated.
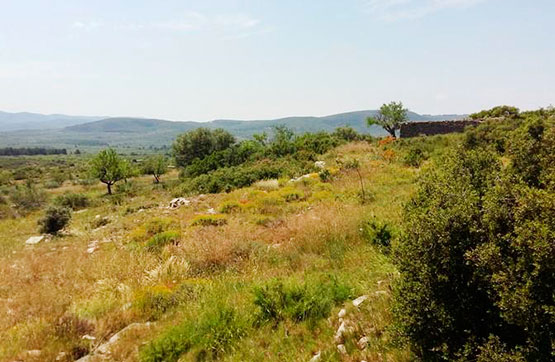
338 308 347 318
309 351 321 362
25 236 44 245
357 336 369 350
334 321 347 343
169 197 190 209
337 344 347 355
353 295 368 307
315 161 326 169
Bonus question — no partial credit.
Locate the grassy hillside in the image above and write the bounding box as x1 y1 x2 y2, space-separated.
0 133 457 361
0 107 551 361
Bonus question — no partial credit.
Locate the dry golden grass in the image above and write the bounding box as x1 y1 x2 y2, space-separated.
0 142 422 361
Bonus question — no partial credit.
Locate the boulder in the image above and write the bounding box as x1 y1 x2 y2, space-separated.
315 161 326 169
337 344 347 355
338 308 347 318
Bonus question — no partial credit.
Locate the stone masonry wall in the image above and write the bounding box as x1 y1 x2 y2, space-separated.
400 120 481 138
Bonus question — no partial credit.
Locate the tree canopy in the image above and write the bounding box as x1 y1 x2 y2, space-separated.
172 128 236 168
90 148 129 194
141 155 168 183
367 101 408 138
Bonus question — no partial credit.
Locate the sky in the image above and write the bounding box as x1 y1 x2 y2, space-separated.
0 0 554 121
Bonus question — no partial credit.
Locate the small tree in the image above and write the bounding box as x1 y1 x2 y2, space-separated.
367 101 408 138
39 206 71 234
142 155 168 183
90 148 128 194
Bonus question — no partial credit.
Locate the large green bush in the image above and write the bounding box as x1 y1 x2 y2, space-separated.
393 114 554 361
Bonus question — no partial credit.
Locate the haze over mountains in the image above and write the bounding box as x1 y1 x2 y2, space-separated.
0 109 466 149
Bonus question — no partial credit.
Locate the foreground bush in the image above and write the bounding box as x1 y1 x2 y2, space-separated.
140 305 248 362
253 276 351 326
360 218 394 248
38 206 72 234
393 114 554 361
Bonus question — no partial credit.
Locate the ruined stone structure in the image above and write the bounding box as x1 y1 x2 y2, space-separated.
400 119 481 138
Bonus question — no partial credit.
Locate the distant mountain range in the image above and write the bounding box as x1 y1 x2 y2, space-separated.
0 110 466 149
0 111 104 131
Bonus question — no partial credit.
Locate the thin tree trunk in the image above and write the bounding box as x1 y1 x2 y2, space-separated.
107 183 112 195
356 168 365 201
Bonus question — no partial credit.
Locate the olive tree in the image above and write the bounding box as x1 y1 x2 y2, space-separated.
172 128 235 167
90 148 128 194
142 155 168 183
367 101 408 138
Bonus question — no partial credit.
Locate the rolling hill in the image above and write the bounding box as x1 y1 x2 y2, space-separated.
0 111 103 131
0 110 466 149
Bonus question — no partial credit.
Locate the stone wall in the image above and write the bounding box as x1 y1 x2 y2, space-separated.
400 120 481 138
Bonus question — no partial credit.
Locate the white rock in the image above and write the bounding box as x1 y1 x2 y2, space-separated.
353 295 368 307
26 350 42 357
25 236 44 245
82 334 96 341
87 246 99 254
56 351 68 361
338 308 347 318
334 321 347 343
206 208 217 215
315 161 326 169
96 322 153 355
337 344 347 355
357 336 369 350
309 351 321 362
169 197 190 209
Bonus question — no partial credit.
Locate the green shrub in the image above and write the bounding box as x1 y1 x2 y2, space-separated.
318 168 332 182
11 182 47 212
218 200 241 214
253 276 351 326
44 180 61 189
403 147 426 167
190 214 227 227
54 193 90 210
115 180 139 196
134 285 178 320
38 206 72 234
360 218 393 248
145 231 181 251
140 305 248 362
393 115 554 361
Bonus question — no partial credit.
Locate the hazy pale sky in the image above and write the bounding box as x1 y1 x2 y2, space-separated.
0 0 553 120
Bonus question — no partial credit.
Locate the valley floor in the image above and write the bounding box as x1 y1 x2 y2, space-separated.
0 142 423 361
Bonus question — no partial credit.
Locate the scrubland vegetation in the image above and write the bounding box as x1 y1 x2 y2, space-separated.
0 106 552 361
